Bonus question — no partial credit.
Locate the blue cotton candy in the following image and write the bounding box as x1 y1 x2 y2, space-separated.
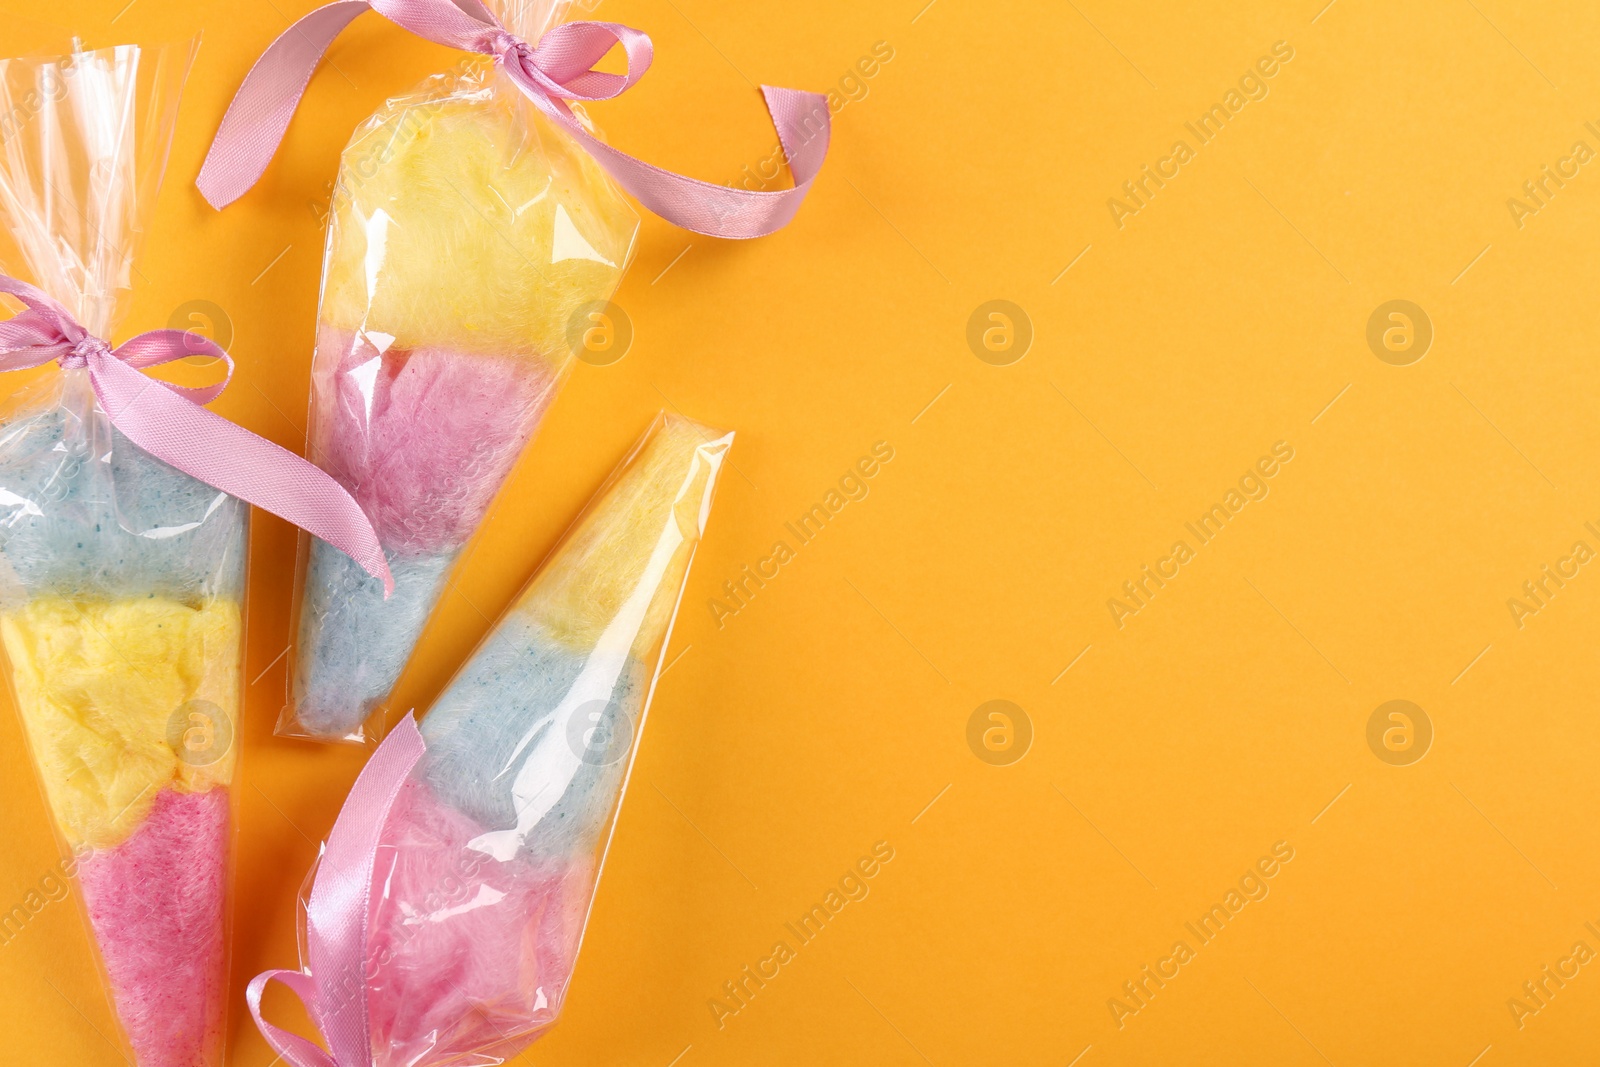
293 541 456 739
0 404 247 606
419 615 646 861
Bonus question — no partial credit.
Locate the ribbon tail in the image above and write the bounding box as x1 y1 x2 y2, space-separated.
197 0 374 209
303 715 427 1066
86 352 394 595
246 970 340 1067
761 85 832 190
523 82 830 239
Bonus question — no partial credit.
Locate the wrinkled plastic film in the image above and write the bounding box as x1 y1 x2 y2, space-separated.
0 42 186 335
0 43 246 1067
287 0 639 742
490 0 573 41
296 414 729 1067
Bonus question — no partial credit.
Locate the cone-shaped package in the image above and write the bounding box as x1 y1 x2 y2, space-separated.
335 414 729 1066
288 17 639 742
0 43 245 1067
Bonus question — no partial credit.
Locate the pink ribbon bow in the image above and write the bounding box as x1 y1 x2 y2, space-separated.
247 714 426 1067
0 275 393 594
199 0 830 239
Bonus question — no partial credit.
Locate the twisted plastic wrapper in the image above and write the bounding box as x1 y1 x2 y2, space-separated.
289 0 640 741
269 414 728 1066
0 42 244 1067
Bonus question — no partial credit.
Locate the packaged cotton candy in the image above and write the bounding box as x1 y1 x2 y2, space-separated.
200 0 830 741
247 415 731 1067
0 42 389 1067
286 2 635 741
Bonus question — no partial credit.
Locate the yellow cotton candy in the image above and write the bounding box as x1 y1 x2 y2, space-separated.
1 598 242 849
320 61 637 361
521 415 732 656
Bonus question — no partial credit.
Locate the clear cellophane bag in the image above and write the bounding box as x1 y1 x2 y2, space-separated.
0 40 249 1067
291 414 729 1066
287 0 640 742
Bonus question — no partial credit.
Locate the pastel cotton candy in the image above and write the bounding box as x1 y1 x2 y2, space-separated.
289 60 637 741
0 406 248 606
78 786 230 1067
367 778 587 1067
0 597 241 848
296 324 555 737
319 66 635 359
293 544 454 738
420 615 644 857
310 326 558 555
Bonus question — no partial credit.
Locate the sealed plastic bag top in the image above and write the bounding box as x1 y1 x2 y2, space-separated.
0 41 248 609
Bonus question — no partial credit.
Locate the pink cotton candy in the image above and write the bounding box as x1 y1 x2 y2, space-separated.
77 787 230 1067
311 325 558 556
366 777 589 1067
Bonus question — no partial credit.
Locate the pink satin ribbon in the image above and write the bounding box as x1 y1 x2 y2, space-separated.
247 714 426 1067
199 0 830 239
0 276 393 594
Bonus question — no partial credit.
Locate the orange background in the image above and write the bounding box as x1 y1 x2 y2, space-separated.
2 1 1600 1064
